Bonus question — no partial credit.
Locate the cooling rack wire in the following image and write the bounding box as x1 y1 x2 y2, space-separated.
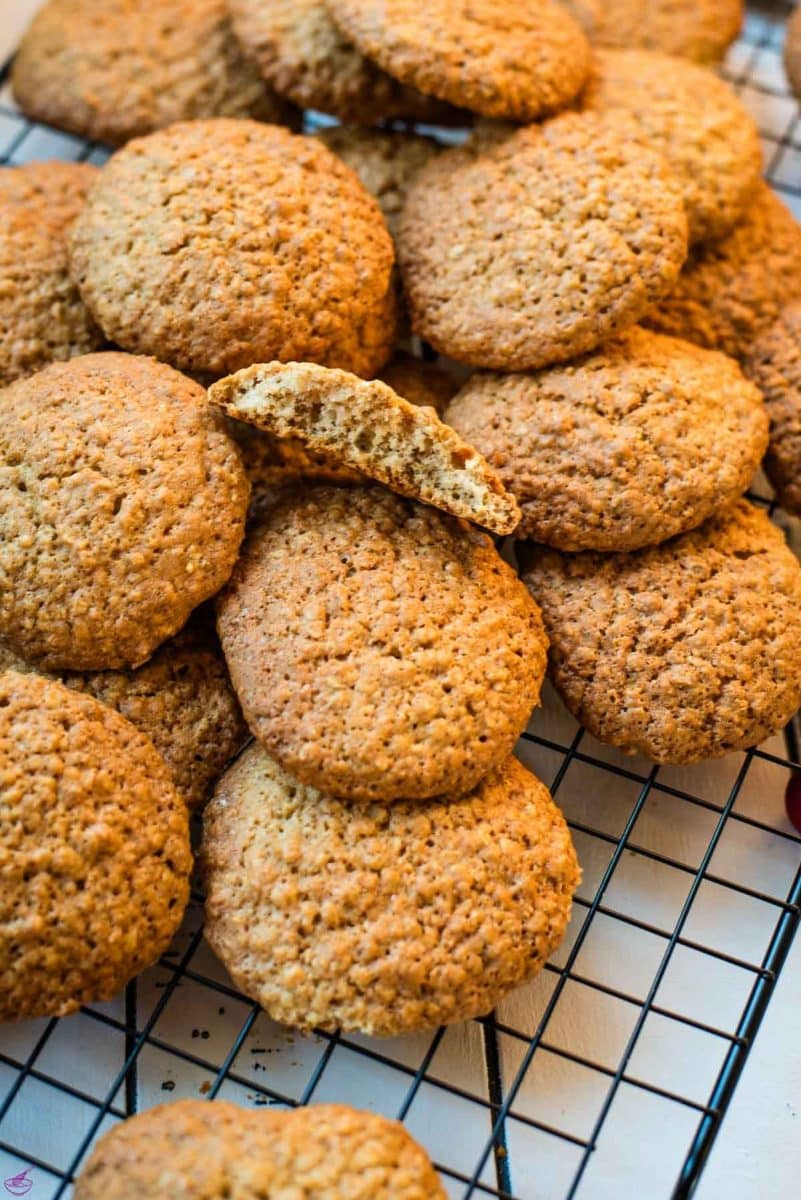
1 3 801 1198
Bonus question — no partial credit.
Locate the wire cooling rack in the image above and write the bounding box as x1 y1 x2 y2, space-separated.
2 4 801 1198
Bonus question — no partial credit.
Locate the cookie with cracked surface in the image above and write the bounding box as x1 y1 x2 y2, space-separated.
645 183 801 359
217 485 546 801
202 746 579 1034
521 501 801 763
445 327 768 551
69 119 397 377
209 361 520 534
398 112 688 370
74 1100 447 1199
580 49 761 244
743 303 801 517
327 0 590 120
0 162 103 385
315 125 442 239
11 0 295 147
228 0 461 123
0 352 248 671
572 0 743 62
0 670 190 1022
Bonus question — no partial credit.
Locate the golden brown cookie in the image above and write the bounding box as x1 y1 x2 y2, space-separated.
202 746 579 1035
209 361 520 534
0 352 248 671
0 611 246 810
743 303 801 517
228 0 460 123
69 119 398 377
397 112 688 370
327 0 590 120
0 163 103 386
521 501 801 763
74 1100 447 1199
314 125 442 239
377 352 461 415
786 5 801 99
217 485 546 801
0 670 190 1022
573 0 743 63
580 49 761 243
645 183 801 359
11 0 295 147
445 327 768 551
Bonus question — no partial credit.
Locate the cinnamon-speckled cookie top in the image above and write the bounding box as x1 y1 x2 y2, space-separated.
0 162 103 385
645 183 801 359
743 303 801 517
572 0 743 63
217 484 546 801
327 0 590 120
521 501 801 763
0 352 248 670
0 670 190 1022
69 119 398 377
397 112 688 370
580 49 761 243
445 327 767 550
74 1101 447 1199
11 0 295 146
202 746 579 1035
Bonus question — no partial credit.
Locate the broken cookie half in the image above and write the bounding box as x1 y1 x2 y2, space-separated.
208 360 521 535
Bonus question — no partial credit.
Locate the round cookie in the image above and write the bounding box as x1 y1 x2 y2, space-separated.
69 119 398 377
228 0 460 123
574 0 743 63
580 49 762 244
11 0 295 147
315 126 442 239
0 670 190 1021
0 162 103 385
326 0 590 121
645 183 801 359
74 1101 447 1199
202 746 580 1035
397 112 688 370
521 500 801 763
0 611 246 810
743 303 801 517
445 327 768 551
0 352 248 671
786 5 801 99
217 484 547 801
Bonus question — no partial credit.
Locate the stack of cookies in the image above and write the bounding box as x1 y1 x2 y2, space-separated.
3 0 801 1190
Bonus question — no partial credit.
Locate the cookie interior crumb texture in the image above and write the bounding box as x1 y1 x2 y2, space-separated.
0 670 191 1022
202 746 580 1035
209 360 521 534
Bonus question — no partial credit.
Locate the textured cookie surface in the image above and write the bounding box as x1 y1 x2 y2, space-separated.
578 0 743 62
209 361 520 533
377 352 461 415
398 112 688 370
580 49 761 243
69 119 397 377
74 1100 447 1199
327 0 590 120
203 747 579 1034
11 0 294 146
0 670 190 1022
0 353 248 670
446 327 767 550
646 183 801 359
315 126 442 239
0 611 246 810
521 501 801 763
217 485 546 801
743 303 801 517
786 5 801 99
0 162 103 385
229 0 458 122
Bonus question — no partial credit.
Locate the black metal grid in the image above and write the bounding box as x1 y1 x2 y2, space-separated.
1 4 801 1198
